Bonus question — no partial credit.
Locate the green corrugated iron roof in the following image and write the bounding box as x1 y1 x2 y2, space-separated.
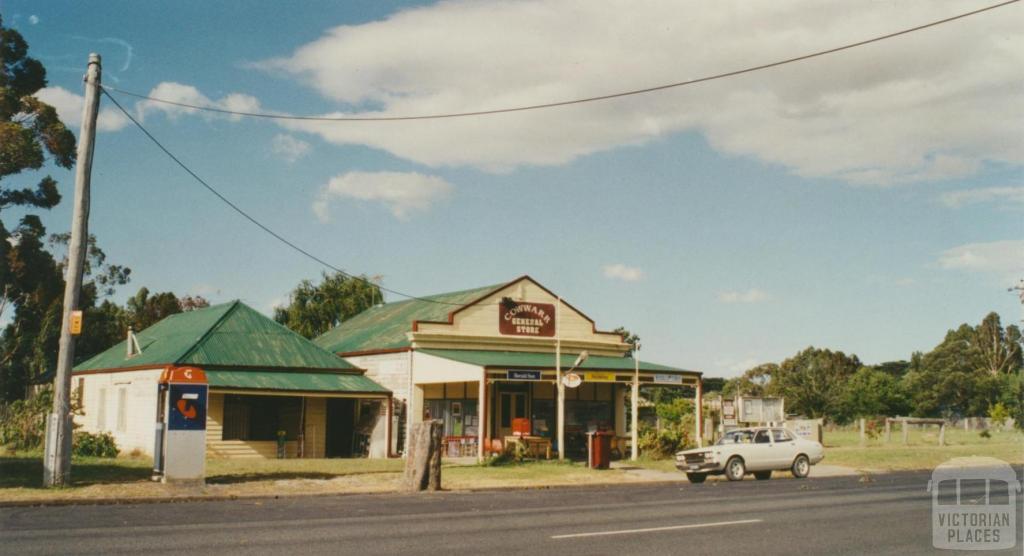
419 349 700 375
313 283 503 354
206 369 389 394
74 301 357 372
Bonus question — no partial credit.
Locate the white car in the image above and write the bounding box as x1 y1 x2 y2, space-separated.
675 427 825 483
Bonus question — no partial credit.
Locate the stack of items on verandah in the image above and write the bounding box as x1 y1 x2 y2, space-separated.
72 300 392 459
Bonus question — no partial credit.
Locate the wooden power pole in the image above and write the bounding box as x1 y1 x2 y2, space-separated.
43 53 101 487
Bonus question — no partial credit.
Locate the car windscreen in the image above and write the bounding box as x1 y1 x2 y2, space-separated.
717 430 755 444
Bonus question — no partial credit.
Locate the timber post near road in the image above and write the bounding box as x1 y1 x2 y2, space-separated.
404 420 443 492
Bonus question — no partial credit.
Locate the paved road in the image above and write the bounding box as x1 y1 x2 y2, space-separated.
2 471 1021 555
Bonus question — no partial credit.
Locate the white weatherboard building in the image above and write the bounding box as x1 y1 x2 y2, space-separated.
73 301 392 459
314 275 703 461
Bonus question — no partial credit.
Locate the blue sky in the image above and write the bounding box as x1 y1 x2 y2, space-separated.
5 1 1022 377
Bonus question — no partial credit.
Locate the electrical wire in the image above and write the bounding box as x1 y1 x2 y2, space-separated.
101 88 467 306
101 0 1017 122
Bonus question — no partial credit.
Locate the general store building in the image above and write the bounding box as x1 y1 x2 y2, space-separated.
314 276 702 461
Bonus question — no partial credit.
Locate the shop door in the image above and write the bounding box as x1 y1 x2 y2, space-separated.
326 398 356 458
498 392 527 438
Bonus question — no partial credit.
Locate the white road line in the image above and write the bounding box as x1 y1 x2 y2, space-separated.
550 519 764 539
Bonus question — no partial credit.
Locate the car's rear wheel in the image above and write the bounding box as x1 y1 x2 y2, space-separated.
686 473 707 484
725 457 746 481
792 454 811 478
753 471 772 481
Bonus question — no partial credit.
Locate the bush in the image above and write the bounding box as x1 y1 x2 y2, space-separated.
638 426 693 459
0 389 54 450
72 431 119 458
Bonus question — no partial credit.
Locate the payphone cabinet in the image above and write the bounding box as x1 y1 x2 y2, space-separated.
156 367 208 483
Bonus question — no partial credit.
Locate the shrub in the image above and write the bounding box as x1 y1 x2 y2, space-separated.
0 389 54 450
72 431 119 458
979 429 992 439
638 426 693 459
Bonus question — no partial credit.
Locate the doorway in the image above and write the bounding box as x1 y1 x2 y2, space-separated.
498 391 528 437
325 398 356 457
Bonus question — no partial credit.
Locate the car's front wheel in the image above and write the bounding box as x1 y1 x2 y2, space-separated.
753 471 772 480
725 457 746 481
686 473 707 484
792 454 811 478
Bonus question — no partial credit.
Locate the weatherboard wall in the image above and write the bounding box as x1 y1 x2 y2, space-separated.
74 368 163 455
411 280 629 356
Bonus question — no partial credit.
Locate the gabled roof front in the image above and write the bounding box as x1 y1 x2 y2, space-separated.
313 283 504 355
75 301 358 372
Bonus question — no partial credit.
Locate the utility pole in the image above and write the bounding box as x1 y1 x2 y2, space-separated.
44 53 101 487
555 296 564 461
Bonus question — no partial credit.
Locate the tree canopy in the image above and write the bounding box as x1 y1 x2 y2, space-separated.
273 272 382 339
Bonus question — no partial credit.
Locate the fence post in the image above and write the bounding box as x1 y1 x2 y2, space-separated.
938 423 945 447
902 420 908 445
859 418 866 447
884 419 891 443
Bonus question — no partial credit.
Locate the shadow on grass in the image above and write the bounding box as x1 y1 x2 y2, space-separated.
0 455 152 489
206 472 340 485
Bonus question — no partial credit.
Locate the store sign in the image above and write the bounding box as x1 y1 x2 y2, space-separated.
507 370 542 381
498 301 555 337
584 372 616 382
653 374 683 385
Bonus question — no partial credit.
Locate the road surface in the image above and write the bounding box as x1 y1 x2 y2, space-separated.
2 470 1021 555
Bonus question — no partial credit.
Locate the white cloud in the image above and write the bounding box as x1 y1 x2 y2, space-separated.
35 87 129 132
938 240 1024 275
136 82 262 122
940 186 1024 208
271 134 311 163
603 264 644 282
313 171 452 221
718 288 771 304
255 0 1022 181
28 15 39 25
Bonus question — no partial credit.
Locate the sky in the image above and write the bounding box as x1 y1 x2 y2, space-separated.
3 0 1022 378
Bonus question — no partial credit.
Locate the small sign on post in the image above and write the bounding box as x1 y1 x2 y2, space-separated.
69 310 83 335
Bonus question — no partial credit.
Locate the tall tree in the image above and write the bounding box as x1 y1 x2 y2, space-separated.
0 19 130 401
902 319 1014 418
722 363 777 398
838 366 908 421
274 272 382 339
771 347 860 420
972 312 1023 376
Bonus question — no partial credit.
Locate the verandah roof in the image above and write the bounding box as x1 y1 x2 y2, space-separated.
419 349 699 376
206 369 389 394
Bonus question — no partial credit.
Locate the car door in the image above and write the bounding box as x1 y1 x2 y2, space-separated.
745 429 775 471
770 428 798 468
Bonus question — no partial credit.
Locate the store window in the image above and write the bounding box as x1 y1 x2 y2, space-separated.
222 395 301 441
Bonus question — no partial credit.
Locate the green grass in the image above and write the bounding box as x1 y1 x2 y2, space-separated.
822 427 1023 470
0 451 152 490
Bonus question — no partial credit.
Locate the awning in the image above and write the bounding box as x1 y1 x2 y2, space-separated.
418 349 699 375
205 370 390 394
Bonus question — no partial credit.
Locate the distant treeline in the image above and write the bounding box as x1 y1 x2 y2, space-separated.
712 312 1022 426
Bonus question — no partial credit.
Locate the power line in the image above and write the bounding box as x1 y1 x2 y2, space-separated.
101 0 1017 122
101 89 467 306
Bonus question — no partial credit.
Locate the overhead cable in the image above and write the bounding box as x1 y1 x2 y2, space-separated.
101 0 1017 122
101 89 467 306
